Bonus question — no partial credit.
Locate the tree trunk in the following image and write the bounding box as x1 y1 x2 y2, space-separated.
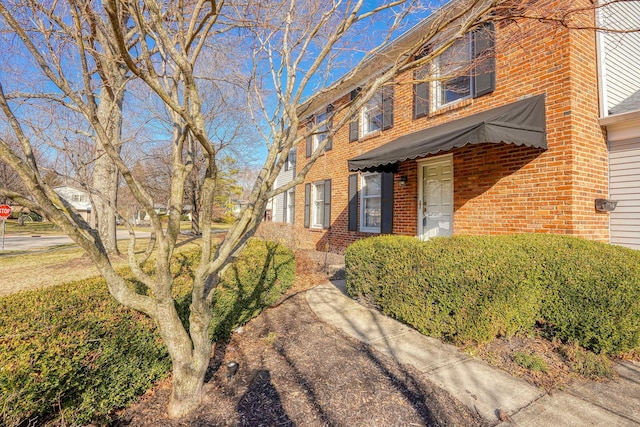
93 155 119 252
167 351 209 418
92 64 125 253
156 289 212 419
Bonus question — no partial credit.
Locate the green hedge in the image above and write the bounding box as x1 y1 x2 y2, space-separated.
346 234 640 355
0 239 294 426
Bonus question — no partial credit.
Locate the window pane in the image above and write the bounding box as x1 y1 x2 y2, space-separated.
287 190 295 223
313 183 324 227
361 173 382 232
442 75 470 104
438 36 471 106
362 95 382 134
315 112 328 147
363 174 381 196
364 198 381 228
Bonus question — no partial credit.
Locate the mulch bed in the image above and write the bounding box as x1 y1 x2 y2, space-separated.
115 289 487 426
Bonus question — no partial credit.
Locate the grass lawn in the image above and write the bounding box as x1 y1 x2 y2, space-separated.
3 220 61 235
0 236 201 297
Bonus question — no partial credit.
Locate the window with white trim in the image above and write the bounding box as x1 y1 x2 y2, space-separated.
314 111 328 150
286 188 295 224
360 173 381 232
412 23 495 115
285 148 296 171
435 35 472 108
312 181 325 228
361 94 384 136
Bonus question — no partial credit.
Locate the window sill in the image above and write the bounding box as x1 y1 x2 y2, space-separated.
430 97 473 118
359 228 381 234
309 226 325 232
359 130 382 142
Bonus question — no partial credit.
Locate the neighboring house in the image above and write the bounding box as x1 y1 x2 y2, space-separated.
597 1 640 249
53 186 92 223
271 148 297 224
290 0 639 253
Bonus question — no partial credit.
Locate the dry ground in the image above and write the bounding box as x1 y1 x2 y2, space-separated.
1 247 106 296
0 236 200 297
3 238 623 425
116 280 487 426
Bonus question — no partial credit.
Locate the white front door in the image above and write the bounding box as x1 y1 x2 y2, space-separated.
418 156 453 240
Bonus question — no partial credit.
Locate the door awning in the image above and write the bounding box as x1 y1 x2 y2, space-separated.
348 94 547 172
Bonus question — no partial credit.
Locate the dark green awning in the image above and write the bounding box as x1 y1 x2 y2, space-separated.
348 94 547 173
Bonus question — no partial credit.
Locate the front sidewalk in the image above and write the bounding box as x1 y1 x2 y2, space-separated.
306 280 640 426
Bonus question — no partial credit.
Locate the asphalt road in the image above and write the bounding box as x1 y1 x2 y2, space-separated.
1 230 152 252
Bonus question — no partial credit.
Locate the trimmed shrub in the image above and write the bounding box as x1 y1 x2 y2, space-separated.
210 239 296 341
346 234 640 354
0 239 294 426
0 278 170 427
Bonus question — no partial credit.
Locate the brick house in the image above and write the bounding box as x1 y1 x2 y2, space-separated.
286 0 639 253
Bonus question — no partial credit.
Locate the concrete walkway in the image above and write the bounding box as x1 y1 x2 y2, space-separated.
306 280 640 426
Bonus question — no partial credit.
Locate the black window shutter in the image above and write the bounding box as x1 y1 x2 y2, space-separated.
323 179 331 229
305 118 313 157
304 183 310 228
291 149 296 173
282 190 288 222
325 105 334 151
380 172 394 234
382 85 394 130
413 47 430 119
284 151 289 171
325 116 333 151
348 174 358 231
472 22 496 98
349 89 359 142
414 69 429 119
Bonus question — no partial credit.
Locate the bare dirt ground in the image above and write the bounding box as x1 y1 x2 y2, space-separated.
115 252 488 426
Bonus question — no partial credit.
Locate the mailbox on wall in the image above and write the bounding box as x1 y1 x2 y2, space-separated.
595 198 618 212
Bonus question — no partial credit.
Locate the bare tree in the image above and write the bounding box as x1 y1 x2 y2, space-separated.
0 135 26 204
0 0 627 419
0 0 133 252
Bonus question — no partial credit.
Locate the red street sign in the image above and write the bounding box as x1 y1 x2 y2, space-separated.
0 205 11 220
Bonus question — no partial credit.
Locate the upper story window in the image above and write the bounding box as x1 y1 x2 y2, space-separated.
436 35 472 107
314 111 329 150
305 106 333 158
413 23 495 118
284 147 296 171
361 95 384 136
349 86 394 142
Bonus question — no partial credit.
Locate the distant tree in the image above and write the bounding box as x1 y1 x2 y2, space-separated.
0 0 133 252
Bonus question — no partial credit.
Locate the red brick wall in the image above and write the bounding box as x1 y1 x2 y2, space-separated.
295 0 609 252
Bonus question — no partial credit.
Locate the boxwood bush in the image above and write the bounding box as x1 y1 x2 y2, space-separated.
0 239 294 426
346 234 640 355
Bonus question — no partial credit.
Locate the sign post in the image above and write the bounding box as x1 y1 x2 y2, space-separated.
0 205 11 252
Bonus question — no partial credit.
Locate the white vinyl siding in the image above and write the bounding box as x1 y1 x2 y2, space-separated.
272 149 296 223
609 138 640 249
599 1 640 116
